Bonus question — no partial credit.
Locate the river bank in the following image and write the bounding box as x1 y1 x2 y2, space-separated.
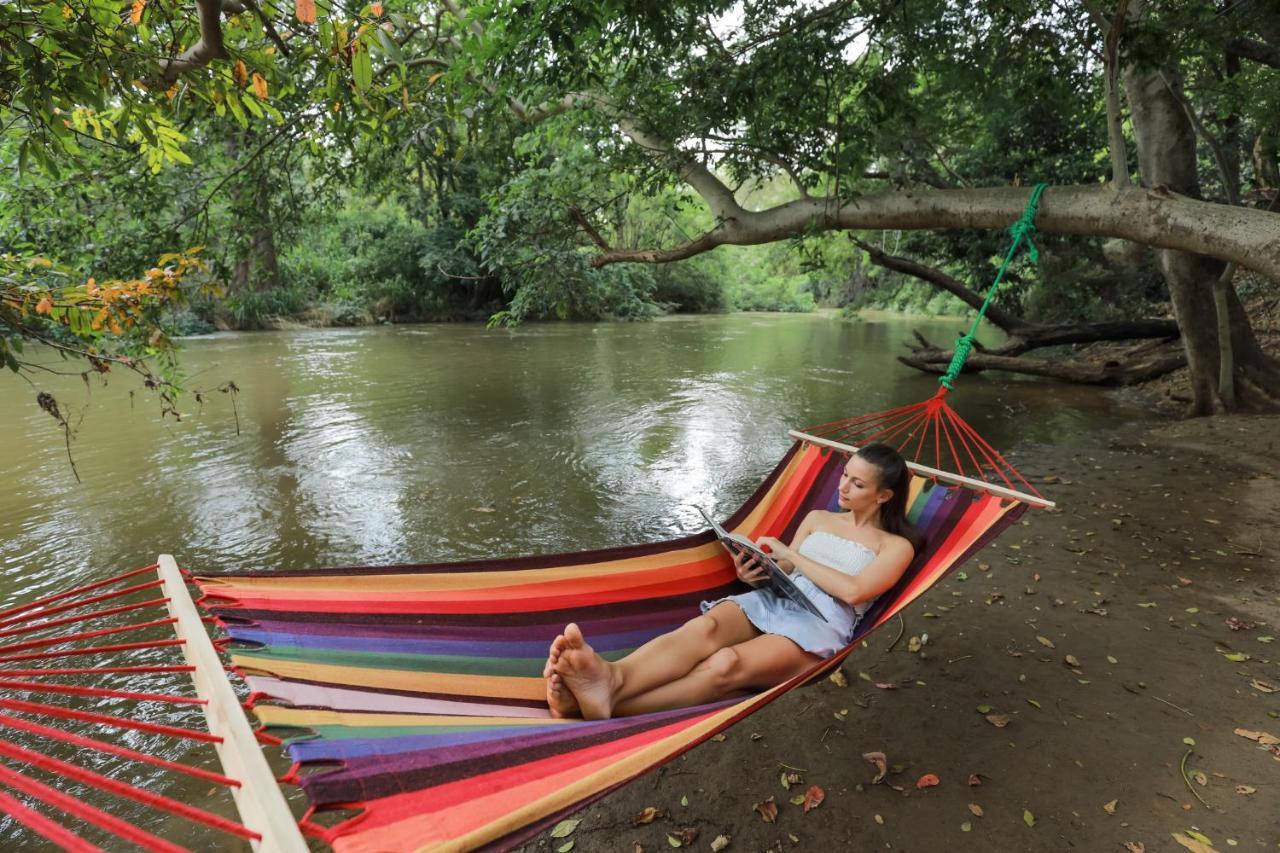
521 413 1280 852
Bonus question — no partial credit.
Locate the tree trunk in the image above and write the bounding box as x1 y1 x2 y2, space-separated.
1123 64 1280 414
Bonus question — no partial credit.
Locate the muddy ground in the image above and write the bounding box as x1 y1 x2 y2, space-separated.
520 414 1280 853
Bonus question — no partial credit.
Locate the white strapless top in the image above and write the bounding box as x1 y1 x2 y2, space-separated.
796 531 878 616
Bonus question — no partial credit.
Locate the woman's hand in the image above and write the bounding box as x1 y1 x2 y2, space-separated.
732 549 768 587
756 536 793 561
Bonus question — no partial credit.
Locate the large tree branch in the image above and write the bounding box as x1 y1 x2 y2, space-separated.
160 0 231 86
850 237 1030 333
1226 37 1280 69
589 185 1280 281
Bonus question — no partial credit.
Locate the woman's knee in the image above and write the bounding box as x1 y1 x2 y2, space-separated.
681 611 726 645
703 646 742 689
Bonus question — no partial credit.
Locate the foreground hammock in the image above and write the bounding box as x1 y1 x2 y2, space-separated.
189 432 1047 852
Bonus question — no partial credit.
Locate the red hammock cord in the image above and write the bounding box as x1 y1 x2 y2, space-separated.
802 386 1043 499
0 787 104 853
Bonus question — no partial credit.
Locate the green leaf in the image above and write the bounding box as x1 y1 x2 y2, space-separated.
352 46 373 91
1182 737 1196 746
976 704 992 714
557 843 574 853
549 820 579 839
1023 809 1035 827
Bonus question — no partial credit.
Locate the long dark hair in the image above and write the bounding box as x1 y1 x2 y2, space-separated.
856 442 925 555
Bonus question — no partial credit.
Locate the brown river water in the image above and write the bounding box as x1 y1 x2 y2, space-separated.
0 312 1152 847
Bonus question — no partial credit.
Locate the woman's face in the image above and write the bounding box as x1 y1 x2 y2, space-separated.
837 456 892 512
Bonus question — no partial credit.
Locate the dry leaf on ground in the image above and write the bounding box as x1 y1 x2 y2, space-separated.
916 773 940 789
1103 799 1118 815
1036 635 1056 649
986 713 1011 728
802 785 825 812
1236 785 1257 795
632 808 660 826
753 798 778 823
968 803 984 817
1234 728 1279 746
862 751 887 784
710 836 730 852
968 774 983 786
1171 831 1215 853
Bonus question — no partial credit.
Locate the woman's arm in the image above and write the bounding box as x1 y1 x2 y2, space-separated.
767 512 821 575
758 535 914 607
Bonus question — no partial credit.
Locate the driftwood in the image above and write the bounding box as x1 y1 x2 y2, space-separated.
854 239 1185 385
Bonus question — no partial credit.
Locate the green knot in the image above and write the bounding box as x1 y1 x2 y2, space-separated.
1009 182 1048 264
939 335 976 390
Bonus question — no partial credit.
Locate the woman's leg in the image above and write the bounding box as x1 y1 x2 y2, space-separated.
549 603 758 719
610 634 820 717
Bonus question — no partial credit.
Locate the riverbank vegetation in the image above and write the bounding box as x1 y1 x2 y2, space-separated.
1 0 1277 414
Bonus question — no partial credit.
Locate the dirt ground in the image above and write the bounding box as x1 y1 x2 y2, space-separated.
520 413 1280 853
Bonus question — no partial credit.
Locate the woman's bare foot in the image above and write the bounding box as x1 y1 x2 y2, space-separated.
546 672 579 718
554 623 619 720
544 633 580 717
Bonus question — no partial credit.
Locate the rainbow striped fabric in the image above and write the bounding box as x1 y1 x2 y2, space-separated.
196 441 1026 852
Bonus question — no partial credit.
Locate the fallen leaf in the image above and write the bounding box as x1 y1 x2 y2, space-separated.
1107 655 1119 664
873 814 884 825
1137 602 1157 608
802 785 825 812
680 795 688 807
1123 844 1146 853
968 774 982 786
1177 576 1193 585
976 704 993 714
1183 737 1197 746
908 636 922 653
1222 651 1250 662
1172 830 1215 853
558 843 574 853
780 771 802 790
1235 785 1256 795
550 819 580 839
1026 699 1041 709
1225 616 1256 631
753 797 778 823
666 836 681 849
1103 799 1117 815
1036 635 1056 649
968 803 984 817
961 821 972 832
633 807 660 826
1192 771 1207 786
1023 809 1035 827
875 682 898 690
671 827 697 846
789 794 805 806
985 713 1011 728
1064 654 1081 668
1249 679 1277 694
710 835 730 852
711 734 726 742
828 669 848 687
1234 728 1279 746
863 751 887 784
916 773 940 789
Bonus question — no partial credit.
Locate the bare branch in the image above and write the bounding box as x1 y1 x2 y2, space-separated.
159 0 230 86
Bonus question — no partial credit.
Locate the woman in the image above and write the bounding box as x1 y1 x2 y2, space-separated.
544 442 922 720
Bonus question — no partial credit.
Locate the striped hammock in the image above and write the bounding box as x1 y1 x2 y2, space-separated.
196 436 1036 852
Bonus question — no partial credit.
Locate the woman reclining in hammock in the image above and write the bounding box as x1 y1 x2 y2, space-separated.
544 442 923 720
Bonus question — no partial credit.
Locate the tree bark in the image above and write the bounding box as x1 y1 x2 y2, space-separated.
899 338 1186 385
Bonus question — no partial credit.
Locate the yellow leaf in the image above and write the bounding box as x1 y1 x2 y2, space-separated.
233 60 248 88
130 0 146 25
252 72 268 100
296 0 316 24
428 71 445 85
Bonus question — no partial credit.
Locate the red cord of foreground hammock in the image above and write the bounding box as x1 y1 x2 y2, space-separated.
0 637 185 664
0 736 261 841
0 616 177 655
0 563 159 623
0 677 206 705
0 664 196 676
0 762 185 853
0 578 166 629
0 788 102 853
0 696 222 743
0 596 170 641
0 711 239 787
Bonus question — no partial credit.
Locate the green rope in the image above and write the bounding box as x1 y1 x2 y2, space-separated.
939 182 1048 391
